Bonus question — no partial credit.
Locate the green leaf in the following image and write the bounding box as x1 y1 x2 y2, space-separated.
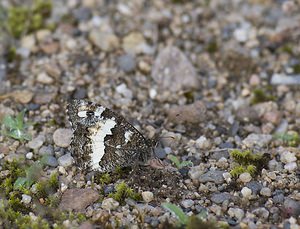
3 115 16 129
8 129 23 140
13 177 28 190
25 162 43 183
15 110 25 129
162 202 188 225
168 155 181 168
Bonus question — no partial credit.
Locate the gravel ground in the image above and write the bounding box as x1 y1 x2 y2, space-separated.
0 0 300 228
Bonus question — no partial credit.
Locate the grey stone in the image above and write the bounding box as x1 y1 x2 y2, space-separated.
273 193 285 204
53 128 73 148
154 146 167 159
27 135 45 150
181 199 194 208
242 134 272 148
260 187 272 197
199 170 225 184
211 192 234 204
101 198 119 210
271 73 300 85
58 153 73 167
59 188 99 211
246 181 263 195
39 145 54 156
211 150 230 160
117 54 136 73
43 155 58 167
283 198 300 218
89 29 119 52
73 88 87 100
152 46 200 92
252 207 269 220
167 101 206 124
72 7 91 21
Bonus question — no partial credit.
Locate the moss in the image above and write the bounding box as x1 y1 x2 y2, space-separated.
0 160 26 195
293 64 300 74
206 41 218 54
6 0 53 38
6 6 29 38
0 200 50 229
98 173 111 185
183 91 195 103
186 215 219 229
36 172 59 200
250 88 275 105
108 182 141 204
229 149 270 177
281 44 293 55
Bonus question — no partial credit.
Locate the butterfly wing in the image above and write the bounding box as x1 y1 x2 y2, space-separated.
67 99 154 173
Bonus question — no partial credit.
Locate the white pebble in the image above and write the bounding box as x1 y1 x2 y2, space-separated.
260 187 271 197
149 88 157 99
223 172 232 183
195 136 211 149
239 172 252 183
228 207 244 221
61 183 68 192
280 150 297 164
102 198 119 210
21 194 32 204
142 191 154 203
284 162 297 171
241 187 252 198
26 152 33 160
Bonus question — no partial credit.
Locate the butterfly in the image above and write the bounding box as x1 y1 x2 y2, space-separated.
67 99 155 173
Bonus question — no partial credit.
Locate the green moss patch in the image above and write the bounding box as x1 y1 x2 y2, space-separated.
108 182 141 204
229 149 270 177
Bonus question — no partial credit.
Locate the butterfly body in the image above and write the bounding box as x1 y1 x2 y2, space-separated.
67 99 154 173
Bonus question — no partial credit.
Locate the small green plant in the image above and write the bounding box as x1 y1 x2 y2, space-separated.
14 161 43 190
273 131 300 147
168 155 193 169
229 149 270 177
250 88 275 105
6 0 53 38
35 172 59 199
162 203 220 229
108 182 141 204
1 110 31 141
162 203 188 225
99 173 111 185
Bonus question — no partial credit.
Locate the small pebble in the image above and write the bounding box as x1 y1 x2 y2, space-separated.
280 150 297 164
195 136 211 149
58 153 73 167
101 198 119 210
21 194 32 204
260 187 272 197
241 187 252 198
252 207 269 220
181 199 194 208
27 135 45 150
228 207 244 221
43 155 58 167
284 162 297 171
117 54 136 73
53 128 73 148
239 172 252 183
26 152 33 160
142 191 154 203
